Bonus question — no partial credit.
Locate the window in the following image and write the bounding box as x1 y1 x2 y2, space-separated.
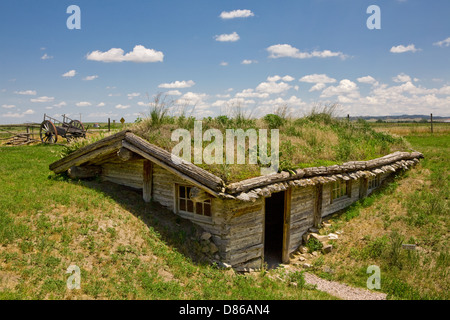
177 185 211 217
368 175 381 190
331 180 350 203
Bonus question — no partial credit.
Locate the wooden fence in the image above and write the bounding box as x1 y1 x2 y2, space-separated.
0 123 41 146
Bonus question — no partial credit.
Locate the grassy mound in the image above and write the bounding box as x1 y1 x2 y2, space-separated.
131 105 408 183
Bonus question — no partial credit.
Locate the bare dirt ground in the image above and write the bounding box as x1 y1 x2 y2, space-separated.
303 272 386 300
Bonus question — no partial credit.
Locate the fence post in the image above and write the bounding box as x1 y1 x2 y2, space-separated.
108 118 111 132
430 113 433 134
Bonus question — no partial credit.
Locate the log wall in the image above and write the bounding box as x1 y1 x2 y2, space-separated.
288 186 315 253
322 180 361 217
102 160 144 189
215 198 265 269
99 157 401 270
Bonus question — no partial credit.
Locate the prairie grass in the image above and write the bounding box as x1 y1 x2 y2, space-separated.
0 144 334 300
131 106 408 183
309 131 449 300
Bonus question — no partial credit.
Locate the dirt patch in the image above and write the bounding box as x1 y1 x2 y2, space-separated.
0 271 21 290
303 272 386 300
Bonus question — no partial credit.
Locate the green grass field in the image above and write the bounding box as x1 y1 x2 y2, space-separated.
308 130 449 299
0 124 448 300
0 144 333 300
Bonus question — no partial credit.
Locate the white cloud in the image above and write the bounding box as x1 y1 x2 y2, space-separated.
299 74 337 84
62 70 77 78
216 94 230 98
235 89 269 99
53 101 67 108
212 100 227 107
14 90 37 95
267 75 281 82
76 101 92 107
164 90 182 96
214 32 240 42
227 97 256 106
158 80 195 89
2 104 16 109
266 75 295 82
390 44 420 53
176 92 209 109
439 85 450 95
260 95 305 107
241 59 257 65
83 75 99 81
219 9 254 19
320 79 359 99
282 75 295 82
220 61 228 66
256 81 292 94
357 76 378 85
392 73 412 83
2 109 35 118
30 96 54 103
433 37 450 47
127 92 141 100
267 44 348 60
299 74 336 92
86 45 164 63
309 83 326 92
41 53 53 60
97 102 105 107
115 104 130 109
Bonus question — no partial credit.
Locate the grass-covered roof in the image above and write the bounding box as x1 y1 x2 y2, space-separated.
128 104 408 183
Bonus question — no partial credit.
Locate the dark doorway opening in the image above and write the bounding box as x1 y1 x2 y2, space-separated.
264 191 285 268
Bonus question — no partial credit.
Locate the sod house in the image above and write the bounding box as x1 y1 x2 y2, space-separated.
49 130 423 271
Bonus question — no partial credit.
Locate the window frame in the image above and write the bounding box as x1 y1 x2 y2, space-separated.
176 184 212 218
368 175 381 190
330 180 351 203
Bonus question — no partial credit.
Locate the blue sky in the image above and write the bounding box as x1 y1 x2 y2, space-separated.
1 0 449 124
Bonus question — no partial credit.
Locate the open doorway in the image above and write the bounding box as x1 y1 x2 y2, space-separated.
264 191 285 268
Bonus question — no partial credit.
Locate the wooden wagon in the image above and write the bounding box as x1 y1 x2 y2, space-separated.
40 114 86 143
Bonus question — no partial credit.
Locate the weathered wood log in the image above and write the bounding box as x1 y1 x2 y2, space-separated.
313 184 323 228
143 160 153 203
52 141 122 174
226 171 293 194
359 177 369 199
123 132 225 192
121 140 222 198
282 188 292 264
50 130 129 173
117 147 141 162
67 165 102 179
189 187 212 202
226 151 423 194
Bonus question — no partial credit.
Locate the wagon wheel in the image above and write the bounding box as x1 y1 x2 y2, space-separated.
40 120 58 144
69 120 86 138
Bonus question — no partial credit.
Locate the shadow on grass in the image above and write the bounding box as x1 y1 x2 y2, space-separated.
49 174 212 267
